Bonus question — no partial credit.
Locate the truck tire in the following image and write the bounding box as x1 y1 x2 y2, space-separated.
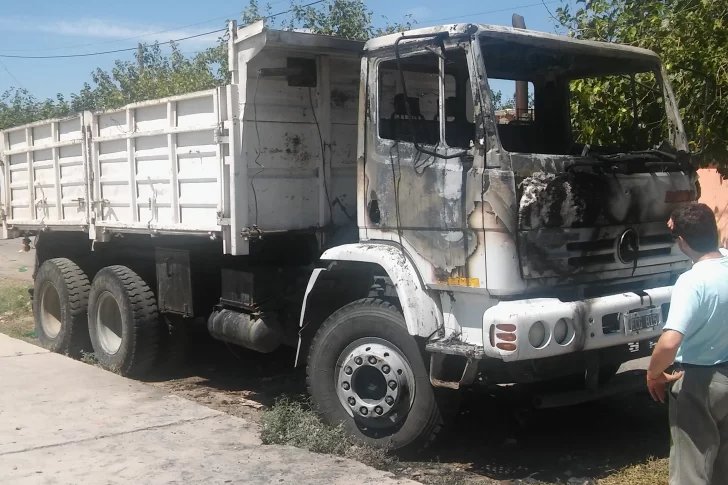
307 298 445 451
87 266 162 377
33 258 91 356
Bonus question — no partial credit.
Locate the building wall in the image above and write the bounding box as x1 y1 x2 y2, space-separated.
698 168 728 247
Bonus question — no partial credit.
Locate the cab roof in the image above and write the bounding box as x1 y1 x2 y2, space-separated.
364 23 661 63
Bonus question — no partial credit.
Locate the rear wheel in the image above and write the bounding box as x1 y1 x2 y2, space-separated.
87 266 162 377
33 258 91 355
307 298 447 451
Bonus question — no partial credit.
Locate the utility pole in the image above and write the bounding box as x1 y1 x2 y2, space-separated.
137 43 144 72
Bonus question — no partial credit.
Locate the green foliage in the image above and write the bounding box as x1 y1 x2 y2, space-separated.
556 0 728 170
570 72 667 150
492 90 534 111
261 397 395 469
0 39 228 130
0 284 31 316
0 89 70 130
244 0 415 40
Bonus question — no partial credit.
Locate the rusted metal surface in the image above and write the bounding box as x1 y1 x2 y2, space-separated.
358 22 695 303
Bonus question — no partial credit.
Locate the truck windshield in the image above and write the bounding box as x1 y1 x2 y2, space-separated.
480 35 669 156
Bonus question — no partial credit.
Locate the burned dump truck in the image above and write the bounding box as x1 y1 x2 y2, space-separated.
0 20 698 450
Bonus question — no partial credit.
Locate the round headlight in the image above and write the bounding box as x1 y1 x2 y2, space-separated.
528 321 547 348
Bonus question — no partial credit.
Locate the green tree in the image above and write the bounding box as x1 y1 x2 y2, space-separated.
556 0 728 171
244 0 415 39
0 89 70 130
0 0 414 131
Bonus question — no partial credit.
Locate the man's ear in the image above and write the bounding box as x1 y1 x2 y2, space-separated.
678 236 690 251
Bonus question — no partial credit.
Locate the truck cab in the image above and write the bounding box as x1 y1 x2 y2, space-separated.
303 23 696 447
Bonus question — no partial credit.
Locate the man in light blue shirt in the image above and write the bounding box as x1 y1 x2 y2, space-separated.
647 203 728 485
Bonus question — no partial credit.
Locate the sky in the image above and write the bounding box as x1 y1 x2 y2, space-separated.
0 0 566 100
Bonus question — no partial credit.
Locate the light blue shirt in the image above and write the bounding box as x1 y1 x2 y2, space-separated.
664 248 728 366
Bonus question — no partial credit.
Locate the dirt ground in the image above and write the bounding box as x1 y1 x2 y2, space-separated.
0 239 34 284
0 244 669 484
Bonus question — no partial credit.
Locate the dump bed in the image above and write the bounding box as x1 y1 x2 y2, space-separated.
0 22 362 256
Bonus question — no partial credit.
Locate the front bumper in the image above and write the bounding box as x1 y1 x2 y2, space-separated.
483 285 672 362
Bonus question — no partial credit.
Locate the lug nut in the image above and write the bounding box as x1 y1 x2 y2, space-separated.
375 406 384 415
345 366 353 375
348 397 356 406
385 396 394 406
382 365 390 374
360 407 369 416
354 357 363 365
368 356 377 365
388 381 397 390
342 382 350 391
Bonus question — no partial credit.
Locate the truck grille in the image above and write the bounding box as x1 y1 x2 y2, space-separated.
518 222 684 279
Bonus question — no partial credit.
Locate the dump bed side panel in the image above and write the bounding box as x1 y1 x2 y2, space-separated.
91 90 224 234
1 115 89 232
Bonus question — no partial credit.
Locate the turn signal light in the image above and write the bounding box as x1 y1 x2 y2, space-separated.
496 332 516 342
496 324 516 332
496 342 517 351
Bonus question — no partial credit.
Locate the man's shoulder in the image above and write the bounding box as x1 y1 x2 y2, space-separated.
675 267 704 290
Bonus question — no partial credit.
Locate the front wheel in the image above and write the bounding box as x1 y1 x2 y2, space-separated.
307 298 447 451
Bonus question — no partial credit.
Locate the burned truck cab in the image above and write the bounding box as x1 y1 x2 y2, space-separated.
328 23 697 391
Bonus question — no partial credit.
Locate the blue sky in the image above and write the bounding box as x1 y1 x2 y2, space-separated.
0 0 565 100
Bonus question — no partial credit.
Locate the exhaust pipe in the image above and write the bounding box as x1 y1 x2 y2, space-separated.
512 14 529 120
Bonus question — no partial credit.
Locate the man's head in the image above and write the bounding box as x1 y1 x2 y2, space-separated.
669 203 719 258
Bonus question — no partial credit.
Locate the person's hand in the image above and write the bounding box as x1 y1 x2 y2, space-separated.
667 218 675 232
647 371 683 403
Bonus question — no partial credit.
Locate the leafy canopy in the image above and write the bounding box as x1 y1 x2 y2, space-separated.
556 0 727 170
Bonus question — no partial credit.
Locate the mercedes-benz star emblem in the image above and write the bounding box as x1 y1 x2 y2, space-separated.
617 228 639 264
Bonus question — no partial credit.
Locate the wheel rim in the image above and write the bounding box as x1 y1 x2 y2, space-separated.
336 338 416 429
96 291 123 355
39 282 62 338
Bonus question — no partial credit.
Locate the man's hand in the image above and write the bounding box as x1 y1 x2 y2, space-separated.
647 371 683 403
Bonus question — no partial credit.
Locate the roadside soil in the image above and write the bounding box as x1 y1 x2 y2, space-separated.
0 243 669 484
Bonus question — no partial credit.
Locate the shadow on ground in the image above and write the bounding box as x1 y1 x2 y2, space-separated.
145 325 306 421
142 325 669 483
417 388 668 482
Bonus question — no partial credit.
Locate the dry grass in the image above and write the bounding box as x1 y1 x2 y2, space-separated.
261 397 396 470
597 458 668 485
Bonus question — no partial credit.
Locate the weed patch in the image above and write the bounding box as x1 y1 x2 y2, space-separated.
597 458 668 485
80 351 100 367
261 397 396 470
0 284 31 316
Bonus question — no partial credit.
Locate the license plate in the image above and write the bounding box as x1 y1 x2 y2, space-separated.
622 308 661 334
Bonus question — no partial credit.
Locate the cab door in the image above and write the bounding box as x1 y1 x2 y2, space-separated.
361 40 486 288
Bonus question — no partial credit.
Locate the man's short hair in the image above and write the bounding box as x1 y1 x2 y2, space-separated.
670 203 719 253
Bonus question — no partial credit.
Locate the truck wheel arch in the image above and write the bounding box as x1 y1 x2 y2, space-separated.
296 243 442 366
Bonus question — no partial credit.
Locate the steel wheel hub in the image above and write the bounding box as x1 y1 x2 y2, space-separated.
96 291 123 355
39 282 62 338
336 340 415 421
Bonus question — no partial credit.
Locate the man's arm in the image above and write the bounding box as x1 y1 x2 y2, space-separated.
647 330 684 379
646 275 700 402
